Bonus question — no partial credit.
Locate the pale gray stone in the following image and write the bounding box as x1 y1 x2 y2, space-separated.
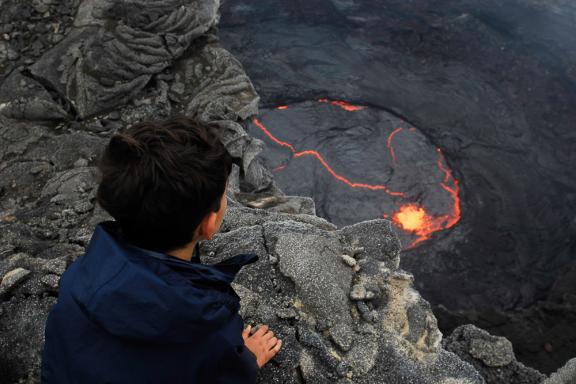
445 325 545 384
341 254 357 268
1 268 31 294
543 358 576 384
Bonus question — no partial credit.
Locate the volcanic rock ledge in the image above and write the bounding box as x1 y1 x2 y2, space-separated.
202 203 485 384
443 324 545 384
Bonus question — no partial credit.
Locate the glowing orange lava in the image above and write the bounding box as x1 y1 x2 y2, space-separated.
294 150 405 195
386 127 403 164
253 99 462 249
391 148 461 248
272 164 287 172
277 105 289 110
318 98 366 111
253 118 405 197
253 118 296 152
393 204 430 231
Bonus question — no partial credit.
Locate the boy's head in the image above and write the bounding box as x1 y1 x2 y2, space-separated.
96 116 233 253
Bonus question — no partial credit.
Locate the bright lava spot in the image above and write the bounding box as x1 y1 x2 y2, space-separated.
393 204 430 231
389 147 461 248
252 98 462 249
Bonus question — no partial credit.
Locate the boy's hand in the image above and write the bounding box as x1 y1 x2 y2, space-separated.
242 324 282 368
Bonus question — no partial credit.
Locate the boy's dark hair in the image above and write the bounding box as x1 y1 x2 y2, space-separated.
96 116 233 252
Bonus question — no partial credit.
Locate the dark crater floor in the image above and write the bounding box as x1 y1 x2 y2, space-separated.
248 100 460 249
219 0 576 373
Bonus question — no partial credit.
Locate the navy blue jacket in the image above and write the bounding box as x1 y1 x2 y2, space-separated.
41 221 259 383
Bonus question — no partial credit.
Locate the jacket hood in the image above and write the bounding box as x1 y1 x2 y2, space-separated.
65 221 257 343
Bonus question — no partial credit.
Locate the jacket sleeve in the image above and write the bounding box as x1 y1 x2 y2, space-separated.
198 311 259 384
213 338 260 384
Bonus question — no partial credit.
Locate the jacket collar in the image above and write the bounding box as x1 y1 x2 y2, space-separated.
98 221 258 286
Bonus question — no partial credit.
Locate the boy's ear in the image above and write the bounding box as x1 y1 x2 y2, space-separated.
198 211 218 240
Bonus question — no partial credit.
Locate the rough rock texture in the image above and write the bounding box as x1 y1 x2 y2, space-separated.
0 296 57 383
444 325 545 384
0 0 274 194
543 358 576 384
436 301 576 377
200 208 484 384
29 0 220 118
0 0 80 84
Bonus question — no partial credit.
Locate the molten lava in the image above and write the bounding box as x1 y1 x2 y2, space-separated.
252 99 462 249
386 127 403 165
252 118 405 197
393 204 430 232
318 98 365 111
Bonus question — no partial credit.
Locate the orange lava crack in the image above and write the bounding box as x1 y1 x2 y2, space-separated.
386 127 403 165
392 148 461 248
253 99 462 249
318 98 366 111
253 118 405 197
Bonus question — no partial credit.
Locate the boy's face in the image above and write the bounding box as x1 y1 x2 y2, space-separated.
193 182 228 244
213 184 228 234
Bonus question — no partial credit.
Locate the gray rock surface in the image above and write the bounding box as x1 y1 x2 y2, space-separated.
0 296 57 383
543 358 576 384
235 193 316 216
29 0 220 118
201 211 484 384
437 298 576 376
444 325 546 384
0 0 274 194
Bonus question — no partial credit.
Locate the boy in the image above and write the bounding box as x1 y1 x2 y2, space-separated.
41 117 281 383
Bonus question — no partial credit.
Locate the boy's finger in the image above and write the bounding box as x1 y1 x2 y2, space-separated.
267 337 278 348
263 331 275 340
254 324 269 336
242 325 252 339
272 339 282 353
